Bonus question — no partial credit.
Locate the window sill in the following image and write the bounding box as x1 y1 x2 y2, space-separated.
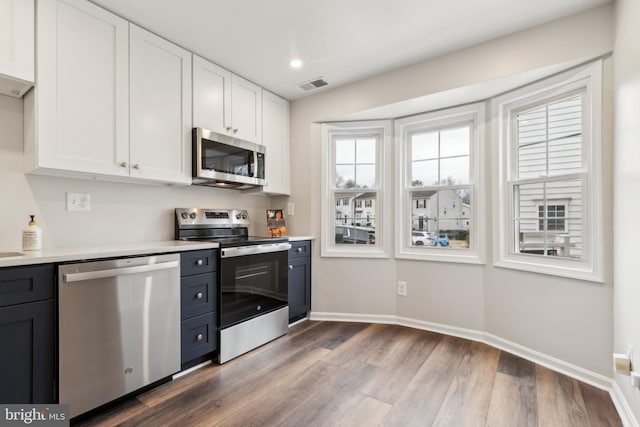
493 257 603 283
321 247 390 259
395 248 484 265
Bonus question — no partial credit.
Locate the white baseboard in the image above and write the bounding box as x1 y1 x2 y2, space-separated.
309 311 638 426
610 381 640 427
172 360 211 379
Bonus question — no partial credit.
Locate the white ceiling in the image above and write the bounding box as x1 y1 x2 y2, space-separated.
90 0 610 101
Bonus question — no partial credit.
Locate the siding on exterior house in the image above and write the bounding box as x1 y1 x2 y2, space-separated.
411 189 471 234
335 192 376 227
515 95 583 257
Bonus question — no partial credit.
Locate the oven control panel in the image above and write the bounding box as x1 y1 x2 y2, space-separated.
175 208 250 227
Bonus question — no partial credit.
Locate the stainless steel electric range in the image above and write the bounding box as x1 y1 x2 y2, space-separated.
175 208 290 363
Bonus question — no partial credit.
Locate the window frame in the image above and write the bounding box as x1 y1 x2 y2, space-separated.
395 103 486 264
493 61 603 282
321 121 392 258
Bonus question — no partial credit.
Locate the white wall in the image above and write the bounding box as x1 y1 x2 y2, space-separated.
290 4 615 377
0 95 274 251
613 0 640 420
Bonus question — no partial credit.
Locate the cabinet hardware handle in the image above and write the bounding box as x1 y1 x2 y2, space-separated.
120 161 127 167
297 247 303 253
133 164 140 169
288 265 293 270
233 128 239 133
196 292 203 299
226 126 233 131
196 334 203 341
197 259 203 266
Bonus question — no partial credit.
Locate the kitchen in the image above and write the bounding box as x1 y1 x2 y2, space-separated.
1 0 640 425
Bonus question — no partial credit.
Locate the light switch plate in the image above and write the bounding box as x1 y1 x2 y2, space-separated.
67 192 91 211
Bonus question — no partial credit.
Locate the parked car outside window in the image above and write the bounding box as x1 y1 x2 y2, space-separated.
411 231 449 246
428 232 449 247
411 231 434 246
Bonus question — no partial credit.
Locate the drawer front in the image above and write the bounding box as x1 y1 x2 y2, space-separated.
181 273 217 320
288 241 311 260
180 250 217 276
181 312 217 363
0 264 55 308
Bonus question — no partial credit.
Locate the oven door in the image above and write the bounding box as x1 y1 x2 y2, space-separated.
219 243 290 329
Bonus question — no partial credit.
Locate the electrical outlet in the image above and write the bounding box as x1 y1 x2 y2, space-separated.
397 281 408 297
67 192 91 211
287 202 295 216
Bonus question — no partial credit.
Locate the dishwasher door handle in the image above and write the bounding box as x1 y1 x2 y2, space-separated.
63 260 180 283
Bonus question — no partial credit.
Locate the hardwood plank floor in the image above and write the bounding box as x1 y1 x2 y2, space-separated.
75 321 622 427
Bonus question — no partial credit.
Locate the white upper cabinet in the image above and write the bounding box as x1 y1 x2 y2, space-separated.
261 90 290 195
192 55 231 136
26 0 130 177
129 24 192 184
0 0 34 97
193 55 262 144
25 0 191 185
231 75 262 144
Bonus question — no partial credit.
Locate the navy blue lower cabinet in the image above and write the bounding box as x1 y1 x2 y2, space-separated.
180 250 218 368
0 264 56 404
288 241 311 323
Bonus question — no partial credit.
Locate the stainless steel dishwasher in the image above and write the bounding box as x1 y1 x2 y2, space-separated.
58 253 181 418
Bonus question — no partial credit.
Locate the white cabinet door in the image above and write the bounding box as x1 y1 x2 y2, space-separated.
0 0 34 97
192 55 231 135
192 55 262 144
28 0 129 177
261 90 290 195
231 75 262 144
129 24 192 184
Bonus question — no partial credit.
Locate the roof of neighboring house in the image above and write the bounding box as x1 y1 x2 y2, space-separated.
335 191 377 200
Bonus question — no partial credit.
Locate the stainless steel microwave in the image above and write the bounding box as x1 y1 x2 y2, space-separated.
192 127 266 189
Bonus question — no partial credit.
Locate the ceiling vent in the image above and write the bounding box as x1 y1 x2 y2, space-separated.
297 77 330 92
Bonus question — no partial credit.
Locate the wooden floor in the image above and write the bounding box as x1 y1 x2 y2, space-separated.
76 321 622 427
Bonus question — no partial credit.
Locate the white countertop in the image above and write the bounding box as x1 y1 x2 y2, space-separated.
0 240 219 268
0 236 314 268
287 236 315 242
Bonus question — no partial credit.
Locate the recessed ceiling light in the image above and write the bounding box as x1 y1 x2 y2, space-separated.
290 59 303 69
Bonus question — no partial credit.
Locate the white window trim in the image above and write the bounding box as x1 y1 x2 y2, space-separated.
493 61 604 282
321 121 392 258
395 103 486 264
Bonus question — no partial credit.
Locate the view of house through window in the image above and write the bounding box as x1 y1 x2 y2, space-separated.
333 135 378 245
513 94 584 258
409 126 472 248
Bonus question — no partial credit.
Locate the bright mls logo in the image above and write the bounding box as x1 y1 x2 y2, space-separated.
1 405 68 426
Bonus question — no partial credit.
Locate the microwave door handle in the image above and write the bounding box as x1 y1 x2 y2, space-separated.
252 150 258 177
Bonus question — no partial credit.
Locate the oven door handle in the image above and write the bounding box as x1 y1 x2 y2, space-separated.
220 242 291 258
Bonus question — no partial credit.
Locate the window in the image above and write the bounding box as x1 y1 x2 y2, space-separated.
495 61 603 281
513 94 583 258
395 103 485 263
538 202 567 232
322 121 392 257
